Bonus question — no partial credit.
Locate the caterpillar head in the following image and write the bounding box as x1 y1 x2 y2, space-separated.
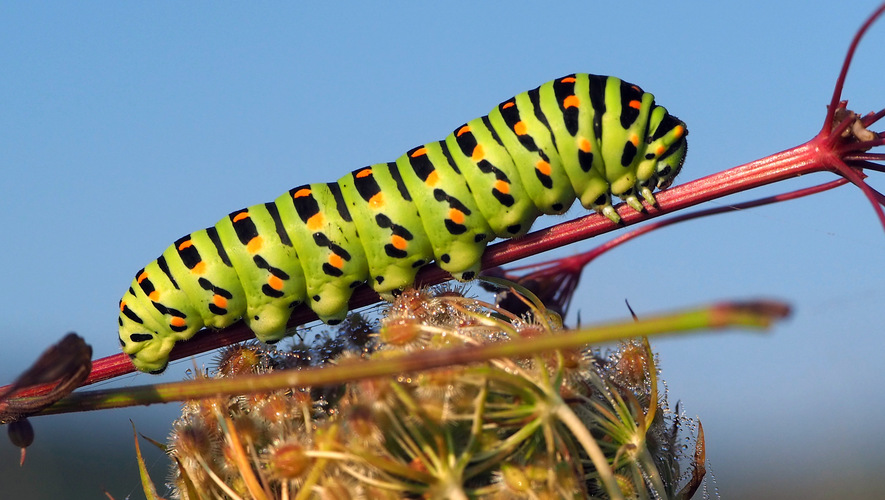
630 107 688 208
649 109 688 190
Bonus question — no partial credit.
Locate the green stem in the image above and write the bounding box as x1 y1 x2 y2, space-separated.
554 403 624 500
35 300 788 416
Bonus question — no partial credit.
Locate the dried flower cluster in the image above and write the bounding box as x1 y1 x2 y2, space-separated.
164 287 705 499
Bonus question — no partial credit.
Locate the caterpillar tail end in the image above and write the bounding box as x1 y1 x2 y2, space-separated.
125 343 173 374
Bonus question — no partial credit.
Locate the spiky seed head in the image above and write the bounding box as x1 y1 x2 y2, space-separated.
215 343 265 377
268 442 311 480
341 403 383 445
614 342 649 388
378 317 424 346
170 419 215 459
386 287 436 320
256 391 295 423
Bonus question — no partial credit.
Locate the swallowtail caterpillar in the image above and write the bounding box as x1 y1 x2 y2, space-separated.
118 73 687 373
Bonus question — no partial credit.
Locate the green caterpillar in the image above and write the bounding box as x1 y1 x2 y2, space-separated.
119 74 687 373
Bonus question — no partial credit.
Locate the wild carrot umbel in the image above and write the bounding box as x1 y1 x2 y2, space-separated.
157 288 708 499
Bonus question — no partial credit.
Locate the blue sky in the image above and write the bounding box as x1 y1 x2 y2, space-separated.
2 2 884 498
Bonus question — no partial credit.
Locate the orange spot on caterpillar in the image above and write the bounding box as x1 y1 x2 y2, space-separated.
410 147 428 158
448 208 465 225
425 170 439 187
513 121 528 136
178 240 194 251
268 275 284 291
536 160 551 176
494 180 510 195
232 212 249 223
148 291 160 301
561 76 576 83
170 317 186 328
391 234 407 250
293 188 311 199
192 261 206 275
307 213 324 231
628 100 642 110
655 145 666 156
369 192 384 209
328 253 344 269
355 168 372 178
578 138 592 152
502 101 515 109
563 95 580 108
456 125 471 136
630 134 639 147
674 125 685 137
246 236 263 253
137 271 148 283
213 294 227 309
471 144 484 161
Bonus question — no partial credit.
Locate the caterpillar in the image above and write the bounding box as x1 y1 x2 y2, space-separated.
118 73 687 373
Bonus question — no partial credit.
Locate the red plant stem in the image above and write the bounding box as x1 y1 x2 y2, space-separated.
7 135 838 397
501 177 850 279
483 141 824 269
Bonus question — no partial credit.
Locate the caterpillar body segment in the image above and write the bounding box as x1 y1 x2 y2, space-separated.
445 117 542 238
396 142 495 281
215 203 306 338
119 73 688 373
337 163 434 296
277 183 367 323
